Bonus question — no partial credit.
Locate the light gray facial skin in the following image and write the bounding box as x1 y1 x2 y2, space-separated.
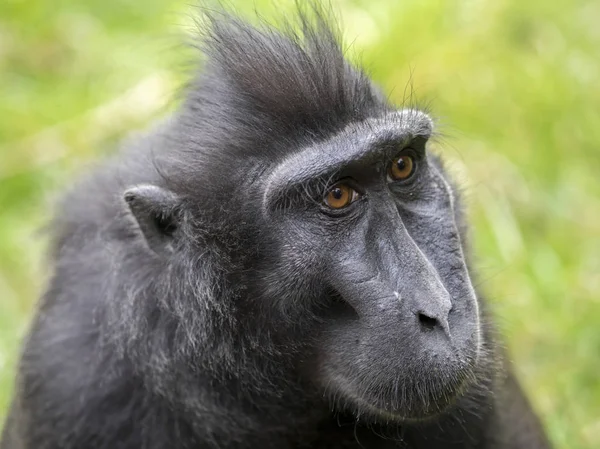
262 109 481 421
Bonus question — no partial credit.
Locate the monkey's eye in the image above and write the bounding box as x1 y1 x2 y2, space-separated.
388 154 415 182
324 183 359 209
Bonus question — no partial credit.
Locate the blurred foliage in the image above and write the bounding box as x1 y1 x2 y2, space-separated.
0 0 598 447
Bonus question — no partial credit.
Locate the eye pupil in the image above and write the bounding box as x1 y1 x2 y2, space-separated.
324 184 357 209
389 154 415 181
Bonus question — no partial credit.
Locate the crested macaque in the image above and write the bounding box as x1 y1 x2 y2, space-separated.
0 4 552 449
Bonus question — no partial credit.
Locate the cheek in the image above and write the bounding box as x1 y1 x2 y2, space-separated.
272 216 341 272
256 222 329 311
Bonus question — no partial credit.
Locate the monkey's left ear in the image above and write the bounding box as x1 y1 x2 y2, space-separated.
123 184 181 255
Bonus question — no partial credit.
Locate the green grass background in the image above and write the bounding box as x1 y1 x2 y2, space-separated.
0 0 598 447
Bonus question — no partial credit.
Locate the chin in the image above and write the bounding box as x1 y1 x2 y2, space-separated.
366 379 468 422
327 354 477 423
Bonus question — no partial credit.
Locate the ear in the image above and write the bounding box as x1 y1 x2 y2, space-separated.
123 184 181 255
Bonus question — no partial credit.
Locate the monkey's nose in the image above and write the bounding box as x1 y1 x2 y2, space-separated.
414 309 450 337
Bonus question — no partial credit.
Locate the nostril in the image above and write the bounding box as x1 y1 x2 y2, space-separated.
417 312 439 331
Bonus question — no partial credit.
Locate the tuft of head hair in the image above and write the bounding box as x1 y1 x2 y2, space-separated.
177 2 389 154
155 2 396 210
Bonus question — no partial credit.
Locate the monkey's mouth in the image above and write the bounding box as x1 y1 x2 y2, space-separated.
321 339 478 422
318 286 480 422
346 362 473 422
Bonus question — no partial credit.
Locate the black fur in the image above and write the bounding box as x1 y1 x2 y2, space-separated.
1 4 551 449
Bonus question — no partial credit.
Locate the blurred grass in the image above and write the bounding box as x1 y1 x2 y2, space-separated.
0 0 598 448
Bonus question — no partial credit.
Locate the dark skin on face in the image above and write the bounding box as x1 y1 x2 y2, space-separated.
261 109 480 421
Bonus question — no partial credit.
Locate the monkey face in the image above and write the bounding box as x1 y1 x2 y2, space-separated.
260 109 481 421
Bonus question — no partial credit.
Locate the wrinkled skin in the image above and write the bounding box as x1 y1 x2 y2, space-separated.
1 5 552 449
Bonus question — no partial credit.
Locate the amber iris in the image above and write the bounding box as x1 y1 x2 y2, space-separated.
324 184 356 209
389 155 415 180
